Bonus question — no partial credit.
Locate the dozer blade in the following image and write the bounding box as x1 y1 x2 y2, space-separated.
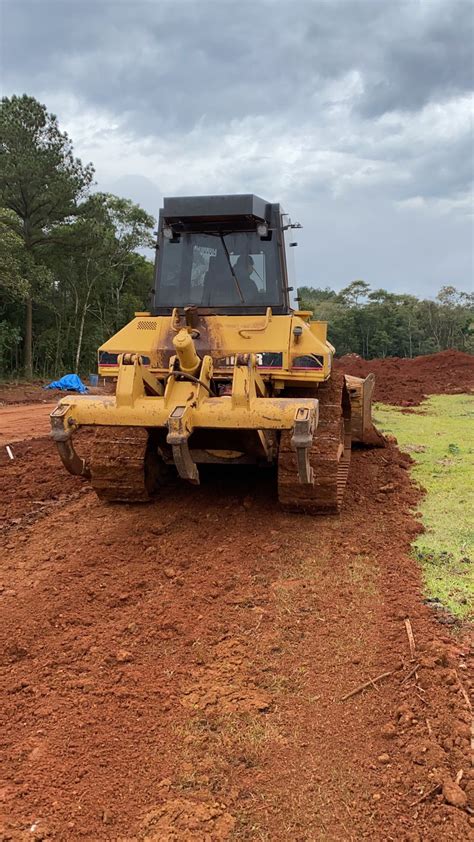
344 373 385 446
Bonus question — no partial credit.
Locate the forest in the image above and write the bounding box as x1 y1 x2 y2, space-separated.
299 282 473 359
1 95 472 378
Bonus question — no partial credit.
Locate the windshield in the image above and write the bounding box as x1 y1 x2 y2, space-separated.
155 231 282 308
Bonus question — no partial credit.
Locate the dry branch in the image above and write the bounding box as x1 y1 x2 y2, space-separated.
404 618 416 659
454 671 474 753
400 663 422 685
410 783 441 807
455 671 472 711
340 669 396 702
410 769 464 808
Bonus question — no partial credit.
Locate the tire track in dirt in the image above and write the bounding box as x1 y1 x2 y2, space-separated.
1 435 472 840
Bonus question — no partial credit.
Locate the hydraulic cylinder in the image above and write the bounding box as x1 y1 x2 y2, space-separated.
173 328 201 375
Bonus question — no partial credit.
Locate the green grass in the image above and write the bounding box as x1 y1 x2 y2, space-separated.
374 394 474 621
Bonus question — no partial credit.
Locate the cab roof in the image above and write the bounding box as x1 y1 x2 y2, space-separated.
162 194 272 224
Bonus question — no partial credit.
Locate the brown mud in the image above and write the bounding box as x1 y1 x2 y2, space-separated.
1 354 473 841
335 349 474 406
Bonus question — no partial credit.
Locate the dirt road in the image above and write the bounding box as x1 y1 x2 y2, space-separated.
0 403 54 446
1 424 472 840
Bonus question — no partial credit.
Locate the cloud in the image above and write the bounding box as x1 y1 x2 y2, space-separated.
1 0 473 295
3 0 472 129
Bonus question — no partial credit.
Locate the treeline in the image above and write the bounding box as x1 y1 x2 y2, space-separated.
1 95 472 379
299 282 473 359
0 95 155 378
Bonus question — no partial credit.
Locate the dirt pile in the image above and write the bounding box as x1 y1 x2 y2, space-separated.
0 437 472 840
335 349 474 406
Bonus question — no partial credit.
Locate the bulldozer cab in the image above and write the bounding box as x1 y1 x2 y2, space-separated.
152 194 295 316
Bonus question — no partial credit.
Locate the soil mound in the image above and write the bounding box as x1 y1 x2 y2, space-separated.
335 349 474 405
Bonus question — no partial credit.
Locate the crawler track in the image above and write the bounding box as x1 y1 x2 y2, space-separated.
278 371 351 513
89 426 162 502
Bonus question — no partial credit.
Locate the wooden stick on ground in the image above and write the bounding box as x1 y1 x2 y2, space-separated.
340 669 396 702
415 688 428 705
404 618 416 659
410 770 463 808
400 663 421 685
455 671 472 711
409 783 441 807
454 671 473 753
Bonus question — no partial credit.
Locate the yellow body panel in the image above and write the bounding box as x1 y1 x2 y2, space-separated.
97 311 332 386
54 351 318 433
51 392 317 431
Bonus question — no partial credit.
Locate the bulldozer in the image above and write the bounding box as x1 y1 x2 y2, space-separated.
51 194 384 513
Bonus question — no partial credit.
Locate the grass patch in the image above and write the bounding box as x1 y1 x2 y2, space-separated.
375 394 473 620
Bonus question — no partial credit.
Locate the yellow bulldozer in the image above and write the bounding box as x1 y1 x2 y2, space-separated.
51 194 383 513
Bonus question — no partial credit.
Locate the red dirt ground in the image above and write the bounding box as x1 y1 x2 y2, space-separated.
1 443 472 841
0 381 113 407
334 349 474 406
0 383 72 406
1 355 473 841
0 405 54 446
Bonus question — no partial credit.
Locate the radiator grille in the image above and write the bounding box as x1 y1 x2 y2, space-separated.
137 320 157 330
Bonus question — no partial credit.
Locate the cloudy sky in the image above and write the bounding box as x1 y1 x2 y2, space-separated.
1 0 473 296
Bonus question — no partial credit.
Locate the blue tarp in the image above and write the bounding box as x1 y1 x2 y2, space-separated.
44 374 88 394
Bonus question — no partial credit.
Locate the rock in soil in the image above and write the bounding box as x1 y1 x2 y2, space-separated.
442 779 468 808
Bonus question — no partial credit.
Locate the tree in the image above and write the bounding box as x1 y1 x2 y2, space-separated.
339 280 371 307
0 94 94 375
52 193 155 372
0 209 29 299
298 286 338 309
297 281 473 358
